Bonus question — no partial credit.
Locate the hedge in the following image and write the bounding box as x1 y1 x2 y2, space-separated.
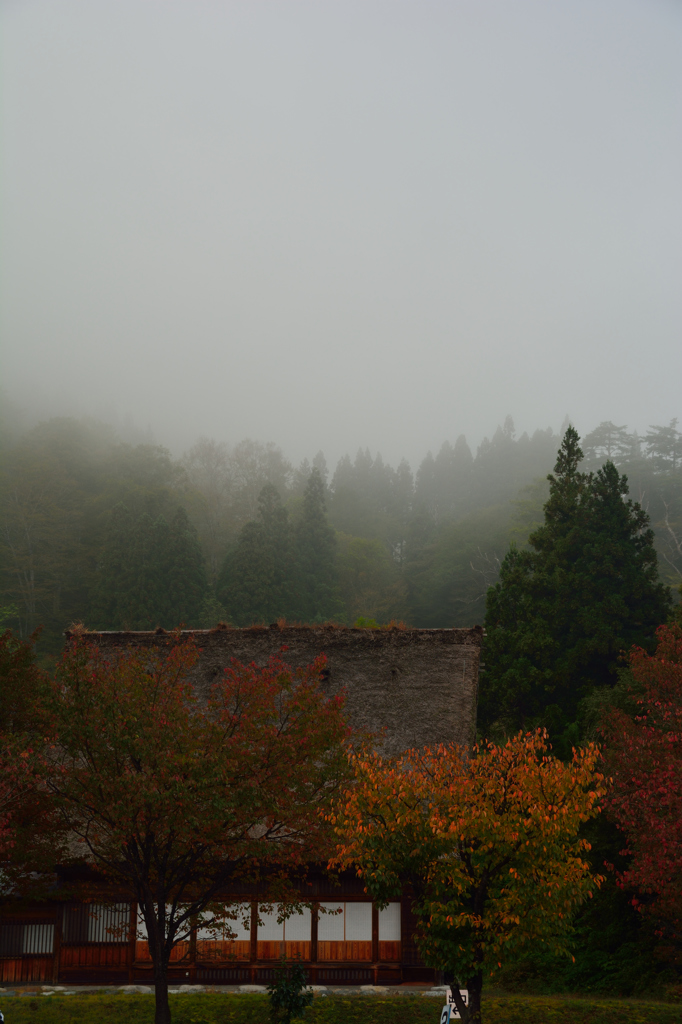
0 992 680 1024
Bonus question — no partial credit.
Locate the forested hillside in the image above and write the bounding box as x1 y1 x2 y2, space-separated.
1 411 680 653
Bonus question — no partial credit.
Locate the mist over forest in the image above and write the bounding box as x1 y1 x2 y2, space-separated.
2 1 680 661
2 404 679 656
1 2 682 1006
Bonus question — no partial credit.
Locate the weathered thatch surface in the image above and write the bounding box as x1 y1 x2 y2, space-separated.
70 625 482 756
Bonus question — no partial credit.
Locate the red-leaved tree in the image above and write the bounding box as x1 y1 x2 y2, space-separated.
0 741 33 863
603 623 682 933
37 636 350 1024
0 629 61 887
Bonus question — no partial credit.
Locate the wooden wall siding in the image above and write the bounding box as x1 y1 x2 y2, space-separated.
170 941 191 962
196 939 250 961
0 918 57 984
134 941 190 963
299 875 367 897
60 944 130 969
0 957 54 984
400 895 426 967
378 941 401 961
318 941 372 961
0 898 425 984
257 941 311 961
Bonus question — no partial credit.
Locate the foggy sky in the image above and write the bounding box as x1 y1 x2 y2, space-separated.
1 0 680 470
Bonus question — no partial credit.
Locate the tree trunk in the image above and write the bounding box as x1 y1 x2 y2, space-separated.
450 971 482 1024
465 971 483 1024
153 957 172 1024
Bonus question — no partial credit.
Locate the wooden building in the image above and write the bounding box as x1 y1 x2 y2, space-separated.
0 883 431 987
1 625 482 986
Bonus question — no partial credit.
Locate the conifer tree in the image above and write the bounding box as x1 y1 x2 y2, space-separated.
93 503 207 629
93 504 155 629
481 427 671 742
159 507 208 626
645 418 682 471
294 468 342 623
217 485 294 625
131 513 168 627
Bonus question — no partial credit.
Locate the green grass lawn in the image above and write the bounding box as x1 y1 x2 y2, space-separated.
0 992 680 1024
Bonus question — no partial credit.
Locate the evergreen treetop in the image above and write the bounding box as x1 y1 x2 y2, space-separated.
217 485 294 626
481 428 672 745
295 468 342 623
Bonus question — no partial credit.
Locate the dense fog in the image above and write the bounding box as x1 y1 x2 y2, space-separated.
1 7 681 1005
1 0 680 649
1 406 680 651
1 0 681 468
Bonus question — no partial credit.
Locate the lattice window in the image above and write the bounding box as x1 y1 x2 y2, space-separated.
318 902 372 941
257 905 311 942
196 905 251 942
62 904 129 944
378 902 401 940
0 921 55 957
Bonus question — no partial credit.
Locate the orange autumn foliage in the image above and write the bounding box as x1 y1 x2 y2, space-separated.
330 731 606 1024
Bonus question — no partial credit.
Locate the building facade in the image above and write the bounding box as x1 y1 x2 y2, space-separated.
1 625 482 986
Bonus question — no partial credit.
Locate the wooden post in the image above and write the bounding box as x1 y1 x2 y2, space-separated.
128 903 137 982
52 905 63 984
310 902 318 985
189 914 197 983
250 899 258 984
371 903 379 984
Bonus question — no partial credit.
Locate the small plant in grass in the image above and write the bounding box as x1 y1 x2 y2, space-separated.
267 956 314 1024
